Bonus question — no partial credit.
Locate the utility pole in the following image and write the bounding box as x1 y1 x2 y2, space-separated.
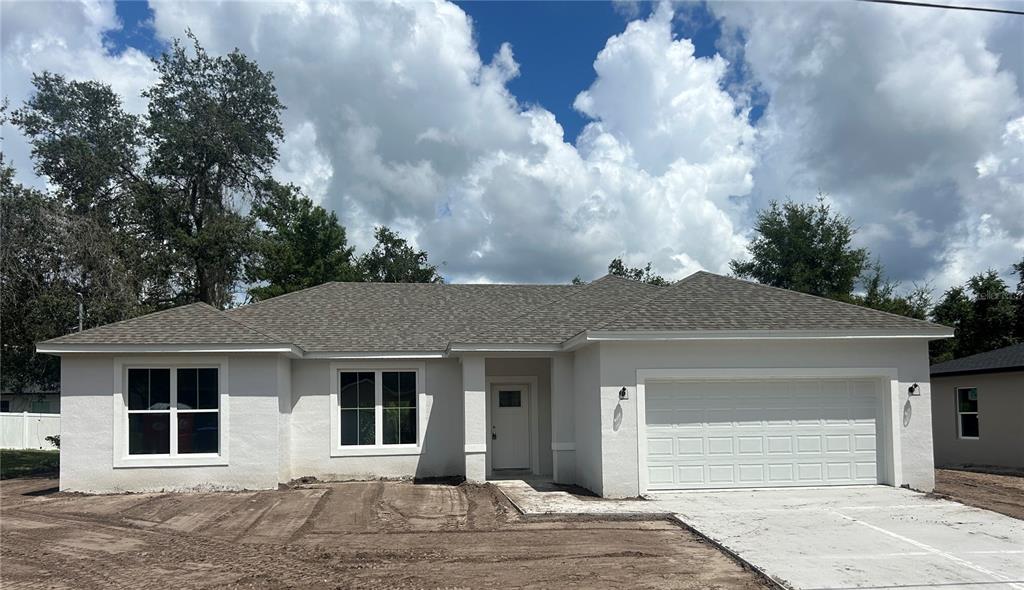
76 292 83 332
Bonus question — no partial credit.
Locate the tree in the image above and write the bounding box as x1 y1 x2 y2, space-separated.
357 226 443 283
851 260 930 320
140 32 284 308
1013 254 1024 340
246 181 358 301
730 198 868 300
0 159 139 393
930 270 1018 364
607 257 668 285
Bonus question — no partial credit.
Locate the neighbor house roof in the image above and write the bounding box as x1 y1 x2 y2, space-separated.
930 342 1024 377
37 271 952 355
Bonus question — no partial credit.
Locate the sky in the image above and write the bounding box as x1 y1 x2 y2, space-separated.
1 0 1022 293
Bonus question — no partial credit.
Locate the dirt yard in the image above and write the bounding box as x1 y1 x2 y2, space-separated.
933 468 1024 520
0 478 771 590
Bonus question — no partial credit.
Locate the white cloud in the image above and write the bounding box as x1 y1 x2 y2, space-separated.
1 0 157 187
149 0 755 282
3 0 1019 290
712 1 1023 292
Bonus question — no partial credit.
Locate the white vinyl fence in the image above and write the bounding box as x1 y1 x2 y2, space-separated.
1 412 60 450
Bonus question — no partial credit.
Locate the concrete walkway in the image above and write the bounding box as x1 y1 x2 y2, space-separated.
493 480 1024 590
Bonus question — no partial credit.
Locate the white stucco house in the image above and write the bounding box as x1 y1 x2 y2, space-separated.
38 272 952 497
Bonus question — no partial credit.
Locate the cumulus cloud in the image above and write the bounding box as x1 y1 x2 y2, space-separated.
149 0 755 282
1 1 157 187
712 1 1023 291
3 0 1020 289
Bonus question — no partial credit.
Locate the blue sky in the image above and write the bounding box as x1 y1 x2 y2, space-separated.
105 0 762 142
4 0 1021 288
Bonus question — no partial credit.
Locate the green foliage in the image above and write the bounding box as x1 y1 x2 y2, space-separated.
930 268 1021 364
730 197 868 300
0 449 59 480
1 159 140 393
357 226 443 283
851 261 930 320
247 181 359 301
45 435 60 449
141 32 284 308
607 258 669 285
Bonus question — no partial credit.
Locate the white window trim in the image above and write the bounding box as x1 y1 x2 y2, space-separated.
112 356 229 468
330 361 426 457
956 387 979 440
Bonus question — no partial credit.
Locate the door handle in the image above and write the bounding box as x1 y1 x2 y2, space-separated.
491 425 497 440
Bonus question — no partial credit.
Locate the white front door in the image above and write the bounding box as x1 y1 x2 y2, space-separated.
645 378 881 490
491 385 530 470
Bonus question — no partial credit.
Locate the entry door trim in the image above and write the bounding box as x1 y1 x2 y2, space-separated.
635 368 903 495
486 376 540 477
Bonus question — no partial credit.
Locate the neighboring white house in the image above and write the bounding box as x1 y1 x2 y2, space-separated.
37 272 952 496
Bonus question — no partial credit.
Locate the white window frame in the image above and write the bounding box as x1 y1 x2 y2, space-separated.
330 361 425 457
113 356 229 468
956 386 979 440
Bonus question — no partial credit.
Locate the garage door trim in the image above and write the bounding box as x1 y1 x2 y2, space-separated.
635 368 902 494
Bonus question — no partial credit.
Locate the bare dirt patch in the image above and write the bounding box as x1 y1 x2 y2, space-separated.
933 468 1024 520
1 478 771 589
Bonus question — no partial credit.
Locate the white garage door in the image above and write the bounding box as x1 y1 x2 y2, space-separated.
645 379 881 490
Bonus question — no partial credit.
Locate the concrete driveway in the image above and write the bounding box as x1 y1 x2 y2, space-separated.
652 486 1024 590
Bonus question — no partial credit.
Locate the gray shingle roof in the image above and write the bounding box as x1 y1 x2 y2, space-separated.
598 272 948 333
39 271 952 353
451 275 663 345
930 343 1024 376
41 303 285 346
225 282 577 352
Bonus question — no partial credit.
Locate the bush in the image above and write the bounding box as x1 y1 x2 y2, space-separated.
45 434 60 449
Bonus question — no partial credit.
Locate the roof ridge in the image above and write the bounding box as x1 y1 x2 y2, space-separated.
447 279 601 343
581 270 703 335
708 272 948 329
211 305 293 345
46 301 208 340
228 281 341 313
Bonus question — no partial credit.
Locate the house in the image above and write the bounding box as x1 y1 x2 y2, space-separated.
1 385 60 414
37 271 952 496
930 343 1024 469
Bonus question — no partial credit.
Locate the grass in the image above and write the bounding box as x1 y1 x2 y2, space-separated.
1 449 59 479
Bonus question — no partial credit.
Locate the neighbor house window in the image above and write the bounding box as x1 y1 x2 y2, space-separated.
1 400 10 412
338 370 417 447
128 367 219 455
956 387 979 439
31 400 51 413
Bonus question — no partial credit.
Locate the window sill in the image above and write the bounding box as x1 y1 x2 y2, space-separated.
330 445 422 458
113 455 228 468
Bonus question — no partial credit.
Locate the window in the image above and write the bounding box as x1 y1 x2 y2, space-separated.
337 369 418 448
127 367 220 455
31 400 51 413
956 387 979 439
498 390 521 407
1 400 10 412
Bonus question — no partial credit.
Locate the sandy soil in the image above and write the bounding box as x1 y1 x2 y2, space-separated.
0 478 771 590
933 468 1024 520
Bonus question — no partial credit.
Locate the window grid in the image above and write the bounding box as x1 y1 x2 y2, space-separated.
126 367 220 456
956 387 979 440
338 370 418 448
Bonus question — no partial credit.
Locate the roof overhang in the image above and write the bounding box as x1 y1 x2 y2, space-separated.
562 328 955 350
36 343 306 358
447 343 563 354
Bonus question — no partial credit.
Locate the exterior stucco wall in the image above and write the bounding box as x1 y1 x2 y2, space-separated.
60 354 284 493
485 357 553 475
572 344 603 495
596 339 935 497
288 358 464 480
931 371 1024 469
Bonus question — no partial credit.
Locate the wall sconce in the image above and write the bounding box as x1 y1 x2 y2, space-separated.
908 383 921 396
619 386 629 401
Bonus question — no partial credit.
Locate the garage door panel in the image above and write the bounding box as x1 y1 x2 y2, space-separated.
645 378 881 490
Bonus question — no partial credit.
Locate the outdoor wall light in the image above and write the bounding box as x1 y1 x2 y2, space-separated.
619 387 629 401
908 383 921 396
